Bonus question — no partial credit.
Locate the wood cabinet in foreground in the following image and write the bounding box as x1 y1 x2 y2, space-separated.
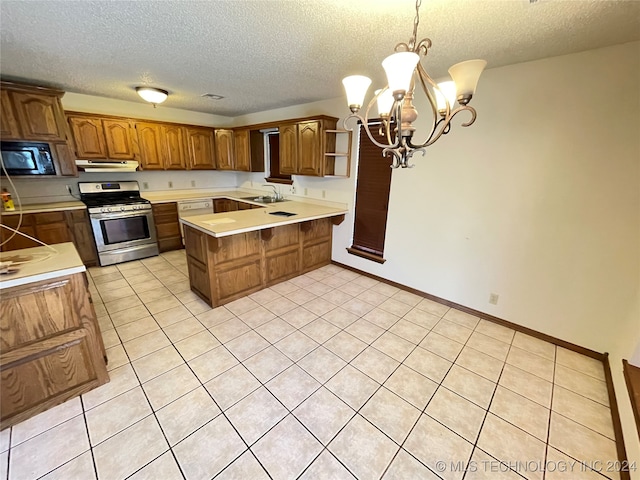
0 272 109 429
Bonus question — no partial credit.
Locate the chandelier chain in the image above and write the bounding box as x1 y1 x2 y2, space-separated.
410 0 422 49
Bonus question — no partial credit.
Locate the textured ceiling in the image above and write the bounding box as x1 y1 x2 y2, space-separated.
1 0 639 117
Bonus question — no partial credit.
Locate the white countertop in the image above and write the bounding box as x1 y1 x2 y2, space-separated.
180 199 347 237
1 201 86 215
0 242 86 289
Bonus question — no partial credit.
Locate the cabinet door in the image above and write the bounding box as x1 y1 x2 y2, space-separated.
278 124 298 175
136 122 165 170
234 129 251 172
52 142 78 177
68 116 107 159
213 199 238 213
186 127 216 170
297 121 323 176
10 92 66 141
65 210 98 266
162 125 188 170
0 90 20 139
35 222 72 245
103 119 135 160
0 215 38 251
215 129 235 170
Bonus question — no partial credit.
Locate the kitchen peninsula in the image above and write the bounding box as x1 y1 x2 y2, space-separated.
180 199 347 307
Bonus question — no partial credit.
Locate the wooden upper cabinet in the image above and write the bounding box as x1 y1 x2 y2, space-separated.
215 129 235 170
297 120 322 176
136 122 165 170
0 90 20 139
102 119 135 160
10 92 66 141
279 123 298 175
186 127 216 170
68 116 107 158
234 129 251 172
162 124 188 170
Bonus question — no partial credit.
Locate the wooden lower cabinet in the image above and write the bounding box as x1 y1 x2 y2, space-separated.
152 203 183 253
184 217 334 307
0 272 109 429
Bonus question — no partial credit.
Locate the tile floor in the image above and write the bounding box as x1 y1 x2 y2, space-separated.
0 250 622 480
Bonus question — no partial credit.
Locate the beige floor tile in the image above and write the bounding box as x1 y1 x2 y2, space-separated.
123 330 171 361
183 297 212 315
433 319 473 344
90 265 119 277
323 289 355 306
415 298 449 317
552 385 614 439
556 347 605 380
224 330 270 361
291 275 318 288
301 318 341 344
378 298 413 317
11 397 82 447
443 308 480 329
467 331 510 361
174 289 202 304
341 281 369 297
477 414 546 480
361 388 421 444
371 331 415 362
131 278 164 294
166 279 190 294
105 344 129 371
275 330 319 361
196 305 235 328
280 306 318 329
39 451 96 480
404 346 453 383
344 318 385 343
226 387 288 445
132 345 184 383
153 304 194 328
383 449 441 479
325 365 380 410
97 314 114 333
419 331 464 361
305 281 335 297
455 347 504 382
83 363 140 410
426 387 486 443
209 317 251 343
92 271 124 284
297 346 347 384
204 364 261 411
370 282 401 297
324 331 368 362
162 317 205 343
545 447 606 480
95 278 129 292
549 412 618 467
512 332 556 361
243 345 293 383
104 295 143 314
109 304 151 327
188 345 239 383
255 317 296 343
266 365 321 410
156 387 221 445
351 274 378 288
142 363 200 410
9 416 89 480
363 308 401 329
85 386 152 446
300 450 356 479
342 297 376 317
122 272 156 286
320 275 349 290
144 295 182 315
128 451 183 480
329 414 398 479
116 316 160 343
217 451 269 480
490 386 549 441
442 365 496 409
352 347 400 383
225 296 261 316
135 286 171 304
356 289 388 306
263 296 299 316
269 280 300 295
389 318 429 344
384 365 438 410
499 364 553 408
174 330 220 360
252 415 323 479
238 305 276 328
506 346 555 382
304 297 338 316
465 448 523 480
294 386 355 445
391 290 423 307
322 307 359 329
173 415 246 480
554 364 609 406
101 329 121 349
475 320 515 344
403 307 441 329
248 287 283 305
0 430 9 452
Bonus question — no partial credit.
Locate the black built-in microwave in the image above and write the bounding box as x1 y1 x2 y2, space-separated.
0 141 56 176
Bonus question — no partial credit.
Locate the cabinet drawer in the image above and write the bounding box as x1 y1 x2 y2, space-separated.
153 212 179 225
34 211 66 224
66 209 89 223
0 214 34 228
152 203 178 215
156 222 181 239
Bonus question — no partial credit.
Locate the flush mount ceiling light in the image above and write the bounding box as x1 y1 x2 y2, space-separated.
136 86 168 107
342 0 487 169
201 93 225 100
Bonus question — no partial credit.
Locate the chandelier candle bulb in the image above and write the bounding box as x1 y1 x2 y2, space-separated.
342 75 372 113
382 52 420 98
375 88 395 118
448 59 487 105
435 81 458 114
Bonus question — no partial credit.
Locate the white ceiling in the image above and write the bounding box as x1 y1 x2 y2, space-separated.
1 0 639 117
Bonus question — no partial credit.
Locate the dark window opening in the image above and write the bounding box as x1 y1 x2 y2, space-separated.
264 132 293 185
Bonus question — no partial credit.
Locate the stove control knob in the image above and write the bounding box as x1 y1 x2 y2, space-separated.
120 206 126 211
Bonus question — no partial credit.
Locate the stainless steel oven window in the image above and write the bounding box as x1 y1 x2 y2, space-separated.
100 216 150 245
89 210 157 252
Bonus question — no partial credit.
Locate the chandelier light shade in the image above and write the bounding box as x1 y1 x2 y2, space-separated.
136 86 169 106
342 0 487 168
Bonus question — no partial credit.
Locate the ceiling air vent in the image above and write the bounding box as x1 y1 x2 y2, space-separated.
201 93 224 100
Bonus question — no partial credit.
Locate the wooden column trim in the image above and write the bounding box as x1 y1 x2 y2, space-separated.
331 214 345 226
623 359 640 441
604 354 631 480
261 228 274 242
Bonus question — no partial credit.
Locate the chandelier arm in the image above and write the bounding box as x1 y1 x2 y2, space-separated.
382 147 402 169
422 106 478 147
413 62 441 145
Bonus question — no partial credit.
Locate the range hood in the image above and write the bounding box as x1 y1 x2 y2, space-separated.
76 160 139 173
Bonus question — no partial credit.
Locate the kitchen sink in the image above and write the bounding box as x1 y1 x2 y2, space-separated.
269 211 297 217
240 196 288 204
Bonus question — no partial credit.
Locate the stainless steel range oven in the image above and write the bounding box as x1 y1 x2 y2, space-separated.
79 181 159 266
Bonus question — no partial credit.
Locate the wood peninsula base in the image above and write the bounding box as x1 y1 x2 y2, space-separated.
184 216 343 307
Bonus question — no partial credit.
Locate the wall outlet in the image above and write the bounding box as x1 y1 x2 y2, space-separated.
142 182 149 190
489 293 499 305
304 188 308 196
65 185 73 196
191 180 196 187
168 181 173 188
291 185 296 194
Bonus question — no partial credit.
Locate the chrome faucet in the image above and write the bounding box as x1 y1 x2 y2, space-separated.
263 184 283 201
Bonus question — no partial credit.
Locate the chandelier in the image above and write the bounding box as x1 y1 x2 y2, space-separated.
342 0 487 168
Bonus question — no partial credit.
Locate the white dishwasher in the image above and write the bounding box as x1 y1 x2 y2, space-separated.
177 199 213 241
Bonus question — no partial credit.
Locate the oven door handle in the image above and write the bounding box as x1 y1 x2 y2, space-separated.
89 210 152 220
